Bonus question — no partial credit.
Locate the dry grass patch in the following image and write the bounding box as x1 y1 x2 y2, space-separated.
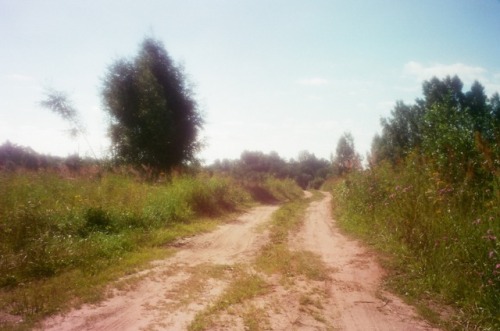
188 266 269 331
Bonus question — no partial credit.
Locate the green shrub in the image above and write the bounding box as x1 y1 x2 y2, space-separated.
332 156 500 329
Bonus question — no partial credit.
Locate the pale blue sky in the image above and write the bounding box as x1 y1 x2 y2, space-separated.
1 0 499 163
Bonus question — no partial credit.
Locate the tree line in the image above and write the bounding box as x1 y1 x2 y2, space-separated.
370 75 500 189
2 36 364 188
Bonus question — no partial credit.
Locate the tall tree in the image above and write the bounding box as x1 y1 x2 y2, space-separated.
102 38 203 171
332 132 361 176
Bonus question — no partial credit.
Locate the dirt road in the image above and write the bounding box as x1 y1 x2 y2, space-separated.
40 193 439 330
293 192 438 331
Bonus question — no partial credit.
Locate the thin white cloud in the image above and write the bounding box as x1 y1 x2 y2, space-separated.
403 61 486 84
4 74 36 82
403 61 500 95
296 77 329 86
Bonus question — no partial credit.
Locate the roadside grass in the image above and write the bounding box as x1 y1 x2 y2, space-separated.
243 176 304 204
331 162 500 330
0 169 300 330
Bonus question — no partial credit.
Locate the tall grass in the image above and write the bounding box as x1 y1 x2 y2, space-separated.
242 176 303 203
0 172 245 287
0 169 302 328
332 157 499 329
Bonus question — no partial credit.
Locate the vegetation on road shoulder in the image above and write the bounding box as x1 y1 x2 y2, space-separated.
0 169 300 330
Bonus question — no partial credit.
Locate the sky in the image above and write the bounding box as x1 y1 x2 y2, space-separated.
1 0 500 164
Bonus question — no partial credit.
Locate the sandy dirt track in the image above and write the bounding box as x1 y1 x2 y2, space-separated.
293 192 439 331
40 193 439 330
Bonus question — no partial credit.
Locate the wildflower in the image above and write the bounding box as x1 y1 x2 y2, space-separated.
496 264 500 270
482 230 497 241
472 219 481 225
402 185 412 193
489 251 496 259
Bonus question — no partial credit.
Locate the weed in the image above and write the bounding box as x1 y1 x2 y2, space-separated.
242 304 269 331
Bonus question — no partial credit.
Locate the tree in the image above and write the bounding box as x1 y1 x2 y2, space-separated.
332 132 361 176
371 76 498 187
294 151 330 189
102 38 203 171
374 101 426 164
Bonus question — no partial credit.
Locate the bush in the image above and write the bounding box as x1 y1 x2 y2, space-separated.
332 155 500 329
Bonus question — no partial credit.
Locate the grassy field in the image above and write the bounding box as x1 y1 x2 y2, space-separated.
0 169 301 330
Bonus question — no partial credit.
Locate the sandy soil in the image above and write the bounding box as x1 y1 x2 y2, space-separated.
39 193 440 330
292 192 440 331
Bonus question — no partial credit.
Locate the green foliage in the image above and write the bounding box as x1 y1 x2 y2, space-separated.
372 76 500 172
332 132 362 176
372 102 425 165
210 150 331 189
102 38 203 171
261 177 304 201
333 75 500 329
333 159 499 328
421 97 492 188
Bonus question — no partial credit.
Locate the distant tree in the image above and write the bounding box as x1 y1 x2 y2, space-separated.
490 93 500 144
371 76 497 166
293 151 330 188
236 150 289 180
373 102 425 164
102 38 203 171
422 75 464 109
332 132 361 176
0 141 67 170
371 76 499 187
209 150 329 189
